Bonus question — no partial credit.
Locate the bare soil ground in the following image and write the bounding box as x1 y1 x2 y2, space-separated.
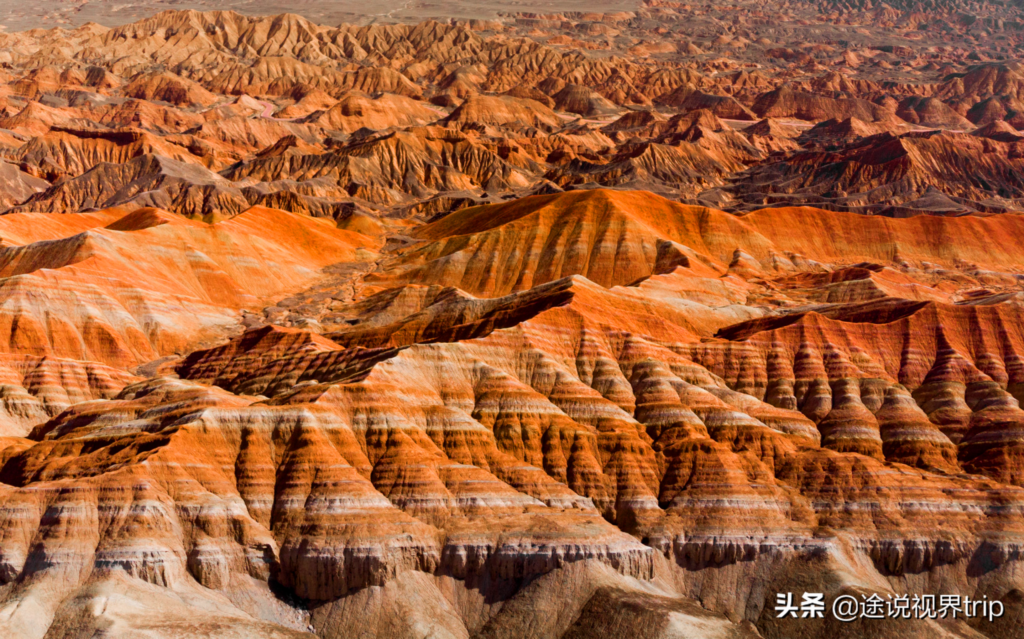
0 0 638 31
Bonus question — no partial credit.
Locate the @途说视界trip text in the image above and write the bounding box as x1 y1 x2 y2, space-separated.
775 593 1004 622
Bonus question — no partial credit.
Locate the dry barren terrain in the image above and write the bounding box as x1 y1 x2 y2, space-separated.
0 3 1023 638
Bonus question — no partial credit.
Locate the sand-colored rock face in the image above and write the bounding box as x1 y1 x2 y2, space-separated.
3 3 1024 636
1 186 1024 638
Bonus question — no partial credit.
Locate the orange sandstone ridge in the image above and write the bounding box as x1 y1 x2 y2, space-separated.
0 188 1022 638
2 4 1024 637
0 9 1022 219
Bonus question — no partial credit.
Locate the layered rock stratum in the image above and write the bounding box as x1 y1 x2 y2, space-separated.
1 4 1024 639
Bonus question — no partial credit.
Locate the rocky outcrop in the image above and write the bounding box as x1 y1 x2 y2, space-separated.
1 3 1024 636
0 205 377 368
